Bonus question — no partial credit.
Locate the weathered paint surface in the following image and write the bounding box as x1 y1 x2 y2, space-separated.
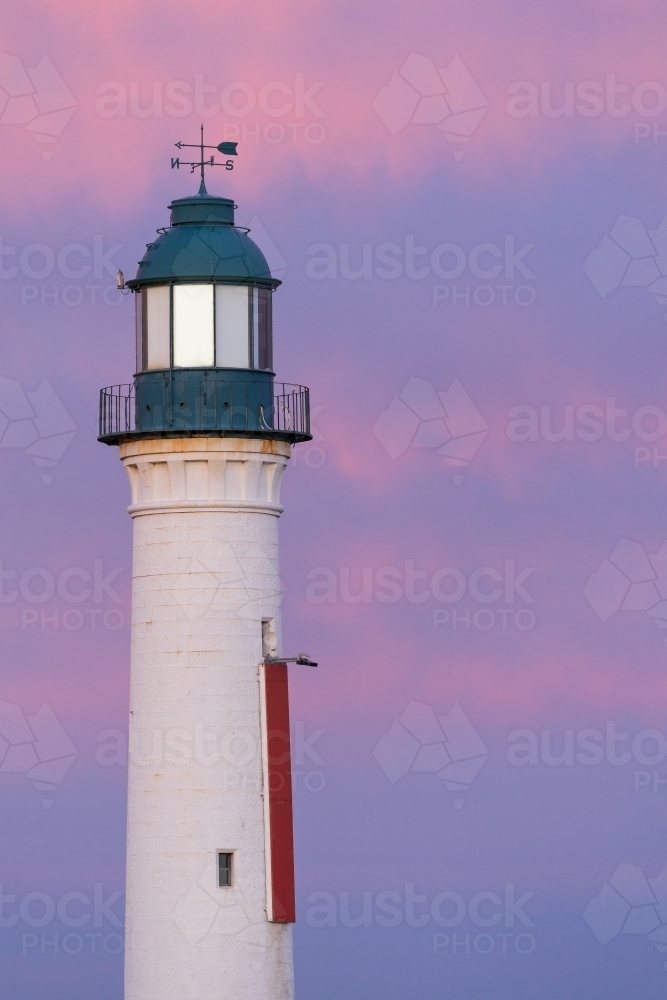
121 436 295 1000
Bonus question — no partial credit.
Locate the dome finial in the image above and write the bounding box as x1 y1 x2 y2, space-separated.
172 123 238 195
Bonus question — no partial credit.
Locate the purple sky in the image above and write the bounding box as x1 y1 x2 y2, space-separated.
2 1 667 997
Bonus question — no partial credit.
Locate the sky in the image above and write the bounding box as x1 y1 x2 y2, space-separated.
2 0 667 997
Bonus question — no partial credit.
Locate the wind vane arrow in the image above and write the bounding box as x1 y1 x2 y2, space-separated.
171 124 238 193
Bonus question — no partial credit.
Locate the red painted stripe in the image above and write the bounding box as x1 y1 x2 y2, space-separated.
264 662 296 923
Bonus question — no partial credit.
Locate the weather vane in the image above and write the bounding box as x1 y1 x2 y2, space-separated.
171 124 238 193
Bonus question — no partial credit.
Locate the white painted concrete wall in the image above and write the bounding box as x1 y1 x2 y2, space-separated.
119 437 294 1000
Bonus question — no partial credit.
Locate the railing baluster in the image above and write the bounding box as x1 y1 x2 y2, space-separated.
100 380 310 440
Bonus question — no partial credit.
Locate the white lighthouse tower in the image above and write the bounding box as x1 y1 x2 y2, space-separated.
99 136 312 1000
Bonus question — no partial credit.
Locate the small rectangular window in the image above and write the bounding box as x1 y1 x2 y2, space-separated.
173 284 214 367
216 285 249 367
218 852 233 887
145 285 171 369
262 618 276 658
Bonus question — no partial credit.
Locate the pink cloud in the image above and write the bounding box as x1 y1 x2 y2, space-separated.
292 628 667 730
304 300 667 502
1 0 667 212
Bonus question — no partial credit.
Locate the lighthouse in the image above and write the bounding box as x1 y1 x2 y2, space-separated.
99 134 312 1000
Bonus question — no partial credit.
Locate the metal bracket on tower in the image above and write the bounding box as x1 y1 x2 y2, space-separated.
264 654 318 667
116 269 131 295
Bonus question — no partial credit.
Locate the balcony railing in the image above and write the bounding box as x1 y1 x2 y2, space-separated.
99 377 311 443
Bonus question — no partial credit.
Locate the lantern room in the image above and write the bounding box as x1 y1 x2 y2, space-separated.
129 193 277 374
98 190 311 445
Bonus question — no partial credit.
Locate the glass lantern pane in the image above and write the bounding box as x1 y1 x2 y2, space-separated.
173 284 214 367
135 289 145 372
215 285 249 367
251 288 260 369
145 285 171 369
258 288 273 370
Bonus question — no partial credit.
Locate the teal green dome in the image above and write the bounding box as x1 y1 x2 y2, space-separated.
127 193 280 289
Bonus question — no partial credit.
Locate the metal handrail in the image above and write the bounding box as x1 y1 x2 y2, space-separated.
99 378 311 441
